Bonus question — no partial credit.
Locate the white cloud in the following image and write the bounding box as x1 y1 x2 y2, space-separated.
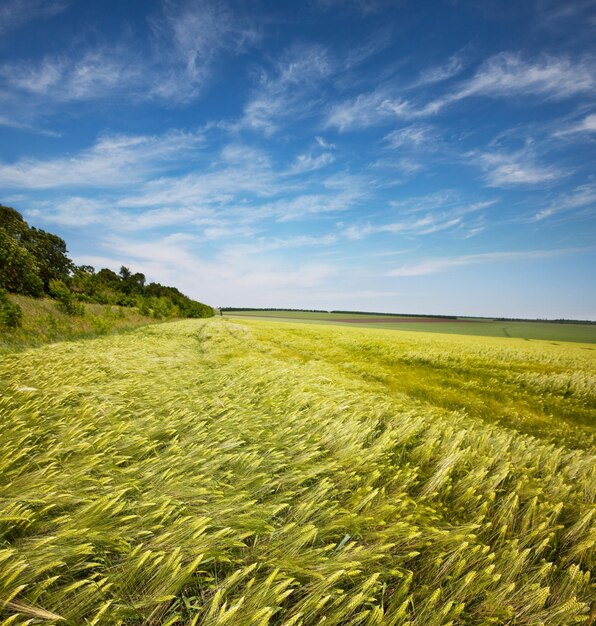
389 193 496 216
326 53 596 131
149 0 259 102
26 197 108 227
536 0 596 30
389 190 456 212
430 53 596 116
221 234 338 256
315 136 336 149
26 197 218 232
344 214 461 240
287 152 335 175
240 44 333 134
0 130 204 189
384 124 436 148
453 53 596 101
388 248 581 277
0 0 258 114
472 149 564 187
531 183 596 221
343 198 495 240
0 114 60 137
326 91 439 131
554 113 596 137
326 91 385 131
80 232 338 306
0 0 68 36
0 48 145 103
413 54 464 87
15 131 366 240
244 183 365 223
112 143 280 212
378 157 424 175
314 0 393 15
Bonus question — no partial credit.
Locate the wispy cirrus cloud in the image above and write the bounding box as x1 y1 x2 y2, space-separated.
286 152 335 175
148 0 259 102
412 54 465 87
240 44 333 134
451 52 596 101
12 126 367 238
326 53 596 131
0 48 145 103
0 0 258 117
344 214 463 240
0 0 69 36
315 136 336 149
344 198 495 240
531 182 596 221
112 143 280 212
326 91 440 131
536 0 596 31
388 247 585 276
384 124 437 148
470 147 565 187
220 234 338 257
554 113 596 137
0 114 60 137
0 130 204 189
313 0 394 16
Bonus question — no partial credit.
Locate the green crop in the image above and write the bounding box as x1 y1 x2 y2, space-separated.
0 319 594 625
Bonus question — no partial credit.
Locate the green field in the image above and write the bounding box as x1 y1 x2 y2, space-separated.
1 319 595 624
223 310 596 344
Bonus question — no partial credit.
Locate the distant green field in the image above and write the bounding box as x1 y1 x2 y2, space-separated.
224 310 596 343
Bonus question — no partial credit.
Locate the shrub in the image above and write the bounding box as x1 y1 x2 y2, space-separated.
89 314 111 335
49 279 84 316
0 288 23 328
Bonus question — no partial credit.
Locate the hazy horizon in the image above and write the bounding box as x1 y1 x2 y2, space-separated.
1 0 595 319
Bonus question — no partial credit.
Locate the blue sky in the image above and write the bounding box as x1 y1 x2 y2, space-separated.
1 0 595 318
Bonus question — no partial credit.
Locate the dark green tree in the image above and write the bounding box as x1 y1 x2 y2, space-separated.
26 227 74 290
0 205 29 240
0 230 44 296
0 205 214 318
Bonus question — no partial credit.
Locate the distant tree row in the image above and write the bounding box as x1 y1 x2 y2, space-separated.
0 205 214 320
493 317 596 325
221 307 457 319
221 307 330 313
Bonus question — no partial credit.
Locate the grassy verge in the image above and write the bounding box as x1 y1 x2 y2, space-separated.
0 294 161 354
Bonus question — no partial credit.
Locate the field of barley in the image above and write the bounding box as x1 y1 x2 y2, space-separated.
1 318 595 625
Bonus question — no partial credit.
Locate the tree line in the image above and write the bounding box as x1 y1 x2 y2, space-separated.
0 205 213 324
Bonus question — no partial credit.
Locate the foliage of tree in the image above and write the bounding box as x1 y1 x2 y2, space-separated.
27 228 74 290
0 205 214 318
0 230 44 296
0 205 70 296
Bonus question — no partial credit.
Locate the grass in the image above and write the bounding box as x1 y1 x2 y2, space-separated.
0 318 594 625
223 310 596 344
0 295 161 354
